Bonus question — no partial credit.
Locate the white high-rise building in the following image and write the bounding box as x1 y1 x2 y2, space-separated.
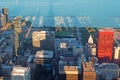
88 34 93 44
11 66 31 80
85 34 96 56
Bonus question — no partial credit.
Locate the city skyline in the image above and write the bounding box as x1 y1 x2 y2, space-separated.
0 0 120 80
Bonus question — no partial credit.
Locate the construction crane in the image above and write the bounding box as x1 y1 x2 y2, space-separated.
13 16 22 57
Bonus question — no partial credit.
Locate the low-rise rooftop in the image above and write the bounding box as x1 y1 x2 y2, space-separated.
82 62 95 72
11 65 30 76
94 63 119 69
35 50 53 58
59 66 78 74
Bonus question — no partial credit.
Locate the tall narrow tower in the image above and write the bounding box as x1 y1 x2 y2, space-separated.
2 8 9 22
48 0 55 27
97 29 114 62
13 17 22 56
48 0 54 16
0 14 6 27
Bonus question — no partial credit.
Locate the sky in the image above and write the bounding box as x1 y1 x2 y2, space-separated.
0 0 120 16
0 0 120 27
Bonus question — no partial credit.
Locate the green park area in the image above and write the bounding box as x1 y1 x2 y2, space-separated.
55 27 76 38
55 30 72 37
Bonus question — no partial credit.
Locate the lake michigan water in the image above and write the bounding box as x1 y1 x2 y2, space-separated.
0 0 120 27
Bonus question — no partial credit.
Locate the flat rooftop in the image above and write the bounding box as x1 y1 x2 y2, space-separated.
59 66 78 74
82 62 95 72
35 50 53 58
32 31 54 34
11 66 30 76
94 63 119 69
99 28 114 32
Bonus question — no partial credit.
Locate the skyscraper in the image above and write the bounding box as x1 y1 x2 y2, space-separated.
13 17 22 56
88 34 94 44
32 31 55 51
82 62 96 80
0 14 6 27
59 66 79 80
2 8 8 22
85 34 96 56
97 29 114 62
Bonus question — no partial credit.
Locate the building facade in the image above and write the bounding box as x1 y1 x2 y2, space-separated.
0 14 6 27
13 17 22 56
2 8 8 22
59 66 79 80
73 46 83 57
34 50 53 80
35 50 53 65
114 46 120 64
85 34 96 57
32 31 55 51
97 30 114 62
82 62 96 80
11 66 31 80
94 63 119 80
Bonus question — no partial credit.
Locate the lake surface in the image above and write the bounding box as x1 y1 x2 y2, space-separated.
0 0 120 27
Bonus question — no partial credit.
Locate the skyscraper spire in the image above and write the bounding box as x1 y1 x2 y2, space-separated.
88 34 93 44
48 0 54 16
48 0 55 27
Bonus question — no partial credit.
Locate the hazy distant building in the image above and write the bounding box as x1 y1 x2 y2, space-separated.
0 14 6 27
82 62 96 80
2 8 8 22
11 66 31 80
59 66 79 80
32 31 55 51
97 29 114 62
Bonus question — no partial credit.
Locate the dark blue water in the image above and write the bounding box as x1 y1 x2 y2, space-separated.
0 0 120 27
